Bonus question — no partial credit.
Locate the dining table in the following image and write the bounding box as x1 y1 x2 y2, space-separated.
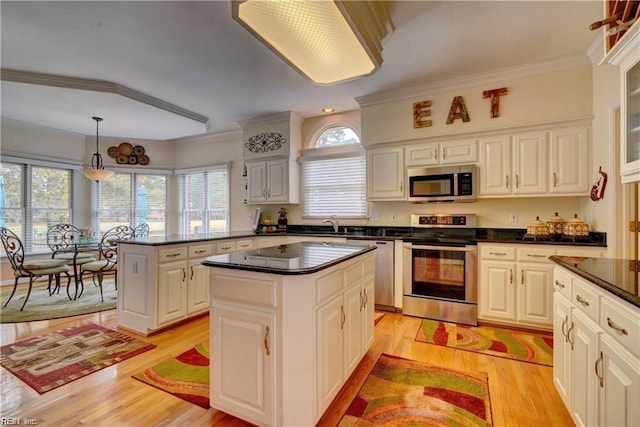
47 237 101 300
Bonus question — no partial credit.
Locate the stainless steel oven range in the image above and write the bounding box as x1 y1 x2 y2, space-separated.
402 214 478 325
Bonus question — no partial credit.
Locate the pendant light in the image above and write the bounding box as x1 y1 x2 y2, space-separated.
81 116 114 182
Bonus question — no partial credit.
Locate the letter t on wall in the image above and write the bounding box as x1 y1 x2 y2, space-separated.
483 87 508 118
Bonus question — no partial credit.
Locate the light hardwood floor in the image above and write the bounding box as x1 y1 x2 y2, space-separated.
0 309 573 426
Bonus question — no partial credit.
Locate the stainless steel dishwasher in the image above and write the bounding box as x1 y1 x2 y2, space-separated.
346 239 395 311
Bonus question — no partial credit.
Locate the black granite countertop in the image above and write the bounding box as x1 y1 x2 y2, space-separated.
118 225 606 247
201 241 376 275
549 256 639 308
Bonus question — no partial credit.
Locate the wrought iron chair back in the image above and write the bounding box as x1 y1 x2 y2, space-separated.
46 223 83 253
99 225 135 262
0 227 26 273
133 223 150 238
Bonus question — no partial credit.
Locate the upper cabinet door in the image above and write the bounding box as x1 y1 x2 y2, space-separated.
512 131 548 195
622 58 640 183
266 159 288 203
367 147 405 200
247 162 267 203
479 135 511 196
549 127 589 195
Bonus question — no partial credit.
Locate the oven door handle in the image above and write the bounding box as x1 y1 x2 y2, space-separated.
406 243 477 252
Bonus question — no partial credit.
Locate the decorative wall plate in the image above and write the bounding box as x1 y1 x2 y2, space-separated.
116 154 129 164
118 142 134 155
138 154 150 165
107 146 120 158
133 145 145 156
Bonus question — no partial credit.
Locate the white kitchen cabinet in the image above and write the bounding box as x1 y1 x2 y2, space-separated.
366 146 405 200
553 265 640 427
404 139 477 166
209 250 375 426
246 157 299 204
187 258 209 315
605 22 640 183
548 127 590 194
478 243 602 330
210 302 275 427
157 259 188 326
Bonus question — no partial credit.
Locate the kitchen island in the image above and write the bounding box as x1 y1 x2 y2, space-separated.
549 256 639 426
202 241 376 427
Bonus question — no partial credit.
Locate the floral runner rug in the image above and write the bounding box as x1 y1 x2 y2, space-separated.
132 341 210 409
0 322 156 393
416 319 553 366
339 353 492 426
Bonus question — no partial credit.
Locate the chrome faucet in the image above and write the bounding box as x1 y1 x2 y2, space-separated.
323 216 339 233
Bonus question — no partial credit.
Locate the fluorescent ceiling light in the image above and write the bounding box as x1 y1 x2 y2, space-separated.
232 0 391 85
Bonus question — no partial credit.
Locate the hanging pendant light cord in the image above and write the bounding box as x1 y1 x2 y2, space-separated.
92 116 104 170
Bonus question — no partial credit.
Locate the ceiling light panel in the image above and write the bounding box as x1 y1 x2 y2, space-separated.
235 0 377 85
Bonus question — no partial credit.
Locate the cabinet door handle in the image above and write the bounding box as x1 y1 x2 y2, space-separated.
400 181 403 192
567 322 575 350
262 188 266 198
509 269 513 284
607 317 629 335
553 172 557 187
527 254 546 258
561 316 568 342
268 188 271 197
575 294 590 307
595 351 604 388
182 267 186 282
359 291 364 312
521 270 524 285
489 252 507 256
435 148 438 160
340 305 345 330
506 175 509 189
264 325 270 356
554 279 565 289
515 174 519 188
364 288 368 307
443 148 447 160
190 266 194 280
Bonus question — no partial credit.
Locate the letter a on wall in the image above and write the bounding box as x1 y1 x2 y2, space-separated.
446 96 470 124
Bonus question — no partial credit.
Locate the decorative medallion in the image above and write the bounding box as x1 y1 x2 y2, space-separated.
245 132 287 153
108 142 150 165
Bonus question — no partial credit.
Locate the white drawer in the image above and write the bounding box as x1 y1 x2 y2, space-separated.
236 239 254 251
600 297 640 357
210 273 277 308
216 241 237 254
316 269 343 305
188 243 213 258
553 267 573 300
344 260 364 284
480 245 516 260
158 246 187 262
517 247 555 263
572 278 600 323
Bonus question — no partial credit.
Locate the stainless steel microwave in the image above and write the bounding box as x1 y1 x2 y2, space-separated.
407 164 477 203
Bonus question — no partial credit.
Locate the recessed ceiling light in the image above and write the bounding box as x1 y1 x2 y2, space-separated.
322 108 335 113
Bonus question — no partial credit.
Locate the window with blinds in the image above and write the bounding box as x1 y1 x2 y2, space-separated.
178 165 229 235
97 172 167 236
301 125 367 218
0 161 74 253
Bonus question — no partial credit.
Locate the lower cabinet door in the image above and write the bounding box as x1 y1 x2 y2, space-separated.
187 259 209 315
599 335 640 427
316 294 344 413
210 302 274 426
157 261 187 326
362 277 375 351
517 262 554 326
344 283 364 377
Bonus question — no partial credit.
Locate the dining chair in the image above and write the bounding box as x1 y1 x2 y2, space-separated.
0 227 71 311
133 222 150 238
46 223 97 265
78 225 135 302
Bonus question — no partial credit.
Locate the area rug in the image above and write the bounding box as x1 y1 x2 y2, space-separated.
416 319 553 366
0 322 156 393
1 278 117 323
132 341 210 409
339 353 492 426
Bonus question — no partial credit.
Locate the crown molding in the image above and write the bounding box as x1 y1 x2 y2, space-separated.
169 129 242 145
237 111 299 129
587 33 605 65
1 69 209 125
355 53 593 107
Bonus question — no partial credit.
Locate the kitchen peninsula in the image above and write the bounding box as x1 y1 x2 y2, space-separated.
202 241 376 427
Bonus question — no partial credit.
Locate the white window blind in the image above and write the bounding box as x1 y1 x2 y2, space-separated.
178 165 229 235
97 172 166 236
302 155 367 218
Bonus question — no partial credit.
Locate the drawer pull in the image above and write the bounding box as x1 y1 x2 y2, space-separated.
527 254 547 258
195 249 207 254
166 253 181 258
554 280 565 289
607 317 629 335
264 326 270 356
489 252 507 256
575 294 590 307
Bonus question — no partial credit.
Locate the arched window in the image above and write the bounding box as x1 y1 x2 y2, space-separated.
301 124 367 218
